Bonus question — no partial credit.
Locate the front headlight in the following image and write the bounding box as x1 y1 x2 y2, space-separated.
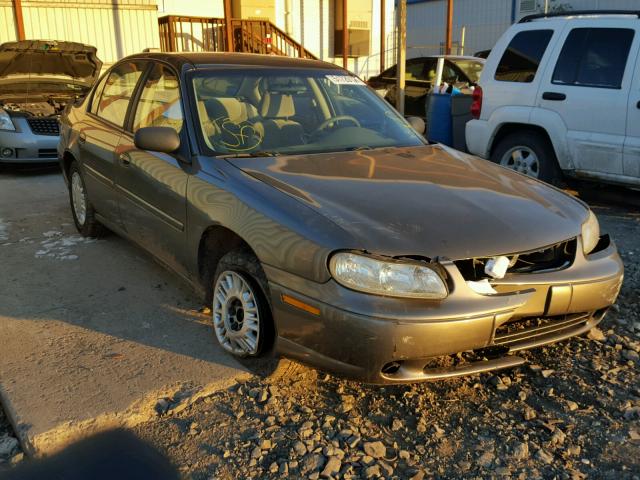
329 252 448 299
0 108 15 131
581 210 600 255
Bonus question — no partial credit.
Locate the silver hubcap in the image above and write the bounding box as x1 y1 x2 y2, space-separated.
71 172 87 226
500 146 540 178
213 271 260 356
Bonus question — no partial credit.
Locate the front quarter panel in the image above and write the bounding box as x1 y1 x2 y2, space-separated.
186 157 358 283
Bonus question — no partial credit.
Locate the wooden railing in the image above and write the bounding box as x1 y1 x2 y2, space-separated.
158 15 317 60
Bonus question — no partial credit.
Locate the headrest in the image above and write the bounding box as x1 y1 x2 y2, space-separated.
203 97 254 123
259 92 295 119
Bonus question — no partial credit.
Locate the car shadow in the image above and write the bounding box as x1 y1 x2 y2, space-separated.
0 170 285 385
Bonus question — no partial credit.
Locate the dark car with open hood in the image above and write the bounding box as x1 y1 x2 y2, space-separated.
58 52 623 384
0 40 102 163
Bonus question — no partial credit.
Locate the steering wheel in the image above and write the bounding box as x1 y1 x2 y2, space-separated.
311 115 361 136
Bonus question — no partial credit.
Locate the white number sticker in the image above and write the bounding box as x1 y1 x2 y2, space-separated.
326 75 365 86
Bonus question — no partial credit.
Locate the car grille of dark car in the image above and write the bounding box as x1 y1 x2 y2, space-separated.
38 149 57 159
493 312 592 348
454 238 577 281
27 118 59 136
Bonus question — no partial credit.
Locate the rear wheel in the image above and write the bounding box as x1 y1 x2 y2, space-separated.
68 162 105 237
491 131 562 185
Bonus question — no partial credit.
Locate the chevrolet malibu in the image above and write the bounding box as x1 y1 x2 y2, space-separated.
58 52 623 384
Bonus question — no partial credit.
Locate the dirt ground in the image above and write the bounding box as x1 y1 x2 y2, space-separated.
1 166 639 479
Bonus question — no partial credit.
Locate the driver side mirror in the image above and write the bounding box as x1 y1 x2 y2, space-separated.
406 116 426 135
134 127 180 153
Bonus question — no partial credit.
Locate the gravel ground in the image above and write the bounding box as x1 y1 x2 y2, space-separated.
1 185 639 479
130 200 640 479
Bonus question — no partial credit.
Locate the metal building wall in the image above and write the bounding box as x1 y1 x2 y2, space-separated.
1 0 159 68
406 0 513 57
0 3 17 44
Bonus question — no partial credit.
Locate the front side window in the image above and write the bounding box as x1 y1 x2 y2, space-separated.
495 30 553 83
191 69 425 156
132 63 183 133
552 28 634 89
95 61 145 127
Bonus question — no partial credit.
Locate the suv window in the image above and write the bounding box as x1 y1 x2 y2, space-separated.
552 28 634 89
96 61 146 127
132 63 183 133
495 30 553 83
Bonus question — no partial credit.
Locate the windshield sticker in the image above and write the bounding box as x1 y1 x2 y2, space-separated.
326 75 365 86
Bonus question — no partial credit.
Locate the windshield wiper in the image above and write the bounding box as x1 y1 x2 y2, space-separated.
216 151 280 159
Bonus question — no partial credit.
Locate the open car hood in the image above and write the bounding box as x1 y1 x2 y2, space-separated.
0 40 102 88
229 145 588 260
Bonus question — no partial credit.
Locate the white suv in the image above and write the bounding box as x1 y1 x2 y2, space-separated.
466 10 640 187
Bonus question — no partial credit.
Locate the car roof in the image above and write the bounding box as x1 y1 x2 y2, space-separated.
519 10 640 23
118 51 345 72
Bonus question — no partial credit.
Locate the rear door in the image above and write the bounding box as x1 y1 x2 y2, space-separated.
624 36 640 181
537 20 639 176
80 61 147 225
115 61 190 275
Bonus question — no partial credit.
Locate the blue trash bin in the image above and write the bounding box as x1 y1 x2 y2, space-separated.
426 92 453 146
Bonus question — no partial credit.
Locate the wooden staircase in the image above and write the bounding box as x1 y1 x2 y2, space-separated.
158 15 317 60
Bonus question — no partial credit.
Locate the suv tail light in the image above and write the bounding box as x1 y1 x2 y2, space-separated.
471 86 483 119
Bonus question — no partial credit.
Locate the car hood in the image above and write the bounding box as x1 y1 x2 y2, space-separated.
228 145 588 260
0 40 102 88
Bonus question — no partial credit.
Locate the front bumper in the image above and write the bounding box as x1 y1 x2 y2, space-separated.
0 117 59 163
267 237 623 384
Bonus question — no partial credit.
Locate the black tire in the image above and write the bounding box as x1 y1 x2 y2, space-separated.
211 249 275 358
490 130 563 185
68 161 105 238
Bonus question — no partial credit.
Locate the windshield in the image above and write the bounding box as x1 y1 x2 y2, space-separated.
191 68 425 156
449 59 484 83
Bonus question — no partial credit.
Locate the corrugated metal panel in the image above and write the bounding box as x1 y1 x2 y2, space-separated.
0 5 17 44
407 0 513 56
17 4 159 66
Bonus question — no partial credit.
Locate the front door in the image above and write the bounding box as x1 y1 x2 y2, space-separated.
537 21 638 176
115 62 190 275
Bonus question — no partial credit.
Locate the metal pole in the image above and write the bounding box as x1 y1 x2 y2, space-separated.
342 0 349 69
12 0 25 41
395 0 406 115
445 0 453 55
460 25 465 55
380 0 385 73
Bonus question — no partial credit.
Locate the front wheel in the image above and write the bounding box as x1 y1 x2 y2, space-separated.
211 249 273 358
490 131 562 185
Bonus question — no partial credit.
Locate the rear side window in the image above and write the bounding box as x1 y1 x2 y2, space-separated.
495 30 553 83
89 74 108 114
552 28 634 89
95 62 146 127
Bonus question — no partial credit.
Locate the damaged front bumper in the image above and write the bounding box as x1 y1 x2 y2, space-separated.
267 236 623 384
